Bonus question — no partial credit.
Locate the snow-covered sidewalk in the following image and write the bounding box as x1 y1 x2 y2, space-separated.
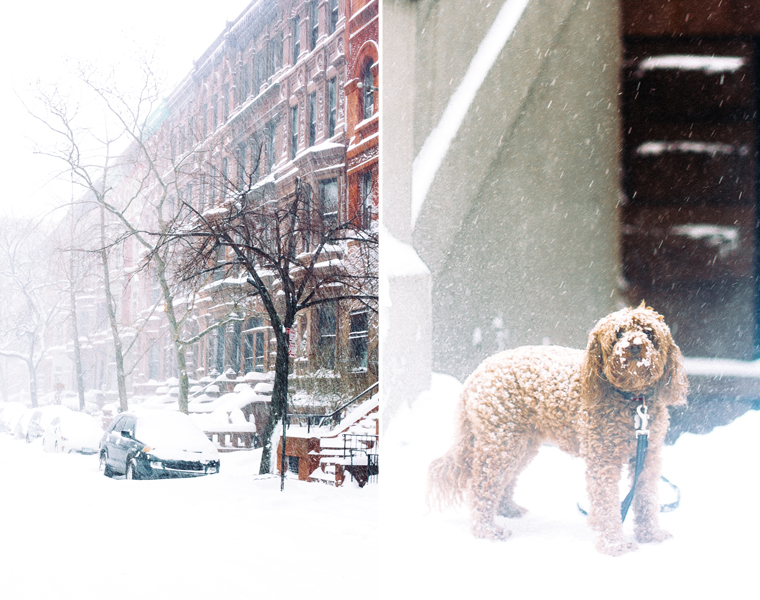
381 374 760 599
0 438 378 600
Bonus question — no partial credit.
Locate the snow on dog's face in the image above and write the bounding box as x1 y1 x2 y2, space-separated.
594 304 672 392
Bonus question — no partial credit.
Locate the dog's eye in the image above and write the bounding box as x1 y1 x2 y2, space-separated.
615 329 624 340
644 329 654 341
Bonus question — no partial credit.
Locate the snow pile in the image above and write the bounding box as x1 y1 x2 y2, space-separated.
382 373 760 598
0 437 378 599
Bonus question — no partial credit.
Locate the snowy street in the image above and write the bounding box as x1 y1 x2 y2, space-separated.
0 436 378 600
382 374 760 599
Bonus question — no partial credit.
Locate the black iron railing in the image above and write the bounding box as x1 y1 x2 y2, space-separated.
287 381 378 432
342 433 379 485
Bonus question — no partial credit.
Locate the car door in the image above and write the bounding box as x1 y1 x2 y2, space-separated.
105 416 128 472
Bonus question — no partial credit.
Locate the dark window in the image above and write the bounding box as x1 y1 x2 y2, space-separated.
360 170 373 229
267 121 276 172
291 104 299 159
212 95 218 130
349 310 369 370
223 85 229 122
317 304 337 369
215 324 226 374
329 0 339 34
328 77 337 138
221 157 228 199
309 91 317 147
287 455 299 474
199 175 206 212
230 321 242 375
363 61 374 120
311 1 319 49
293 16 301 64
319 178 338 231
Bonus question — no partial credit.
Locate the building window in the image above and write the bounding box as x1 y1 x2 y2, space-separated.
229 321 242 375
241 59 250 101
266 121 276 173
223 85 229 122
287 456 300 474
221 157 228 199
273 32 283 73
360 170 373 229
148 341 159 381
317 304 337 369
349 310 369 371
290 104 299 159
311 1 319 49
293 15 301 64
328 77 337 138
309 91 317 147
215 324 226 374
319 178 338 231
363 61 374 120
199 175 206 212
237 144 247 190
202 104 208 138
329 0 339 34
186 183 193 210
212 95 218 130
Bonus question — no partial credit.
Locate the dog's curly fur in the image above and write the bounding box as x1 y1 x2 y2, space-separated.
427 303 688 556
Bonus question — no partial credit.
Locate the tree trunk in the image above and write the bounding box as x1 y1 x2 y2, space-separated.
69 279 86 411
99 202 129 412
259 326 291 476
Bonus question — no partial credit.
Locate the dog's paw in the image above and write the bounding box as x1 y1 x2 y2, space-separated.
636 528 672 544
596 537 638 556
498 501 528 518
472 520 511 541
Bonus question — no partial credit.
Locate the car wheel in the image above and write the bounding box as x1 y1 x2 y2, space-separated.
126 458 139 480
100 452 113 478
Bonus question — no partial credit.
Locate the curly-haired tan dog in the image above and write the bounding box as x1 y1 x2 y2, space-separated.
428 303 688 556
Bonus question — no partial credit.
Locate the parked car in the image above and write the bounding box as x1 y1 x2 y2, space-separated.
99 410 220 479
42 411 103 454
0 402 26 434
26 405 71 443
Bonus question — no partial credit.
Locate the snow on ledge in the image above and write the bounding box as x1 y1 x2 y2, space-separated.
638 55 746 74
684 356 760 379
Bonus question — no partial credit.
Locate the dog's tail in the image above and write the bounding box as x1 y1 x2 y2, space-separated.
427 398 473 511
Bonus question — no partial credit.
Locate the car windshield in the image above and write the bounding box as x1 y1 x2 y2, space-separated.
134 411 210 451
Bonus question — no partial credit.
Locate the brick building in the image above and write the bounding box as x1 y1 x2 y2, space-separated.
39 0 378 407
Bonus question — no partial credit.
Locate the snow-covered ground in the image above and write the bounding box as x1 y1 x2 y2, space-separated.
382 374 760 599
0 436 378 600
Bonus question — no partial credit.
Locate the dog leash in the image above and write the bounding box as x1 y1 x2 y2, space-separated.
620 400 649 522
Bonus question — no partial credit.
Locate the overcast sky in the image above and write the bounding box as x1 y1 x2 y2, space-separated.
0 0 252 219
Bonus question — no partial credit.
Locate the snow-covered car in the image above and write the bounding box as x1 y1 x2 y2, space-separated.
26 405 71 443
99 410 220 480
42 411 103 454
0 402 27 434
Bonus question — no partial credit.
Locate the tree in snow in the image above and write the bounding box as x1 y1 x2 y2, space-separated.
0 218 61 407
170 163 379 475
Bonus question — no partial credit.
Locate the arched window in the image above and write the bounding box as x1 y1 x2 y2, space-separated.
362 61 374 120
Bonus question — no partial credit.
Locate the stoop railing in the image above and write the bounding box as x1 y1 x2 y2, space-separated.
287 381 378 433
342 433 379 485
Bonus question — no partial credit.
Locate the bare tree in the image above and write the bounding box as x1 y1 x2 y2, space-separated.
172 166 378 477
0 218 61 407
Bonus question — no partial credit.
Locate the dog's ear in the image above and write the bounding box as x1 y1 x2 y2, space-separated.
657 337 688 407
581 323 607 409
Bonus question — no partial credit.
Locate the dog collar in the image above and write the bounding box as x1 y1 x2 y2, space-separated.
620 390 650 403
